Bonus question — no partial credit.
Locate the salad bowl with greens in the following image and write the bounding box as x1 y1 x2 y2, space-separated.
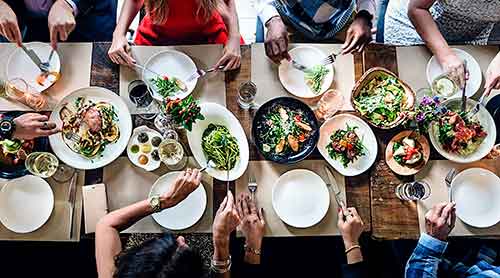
352 67 415 129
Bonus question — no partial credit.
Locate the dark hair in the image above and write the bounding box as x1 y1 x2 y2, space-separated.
114 233 205 278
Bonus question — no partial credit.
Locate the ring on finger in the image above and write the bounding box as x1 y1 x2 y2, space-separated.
43 122 49 129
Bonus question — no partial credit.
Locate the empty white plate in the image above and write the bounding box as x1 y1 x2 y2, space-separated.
452 168 500 228
272 169 330 228
149 172 207 230
278 46 334 98
0 175 54 233
426 48 481 98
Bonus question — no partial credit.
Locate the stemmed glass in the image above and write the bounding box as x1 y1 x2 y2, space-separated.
25 152 75 182
314 89 345 121
2 78 47 111
128 80 158 120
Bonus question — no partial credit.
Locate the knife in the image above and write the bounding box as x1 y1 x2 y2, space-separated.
291 60 310 72
324 166 347 214
20 44 46 72
67 172 78 239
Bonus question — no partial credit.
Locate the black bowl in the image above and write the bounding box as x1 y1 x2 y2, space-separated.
252 97 319 164
485 94 500 144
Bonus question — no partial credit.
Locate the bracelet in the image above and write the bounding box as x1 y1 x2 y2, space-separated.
244 244 261 255
345 245 361 254
210 255 232 274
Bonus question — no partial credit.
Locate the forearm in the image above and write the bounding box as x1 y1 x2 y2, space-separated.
356 0 376 16
114 0 143 37
219 0 240 39
405 234 447 278
244 238 262 264
213 237 231 278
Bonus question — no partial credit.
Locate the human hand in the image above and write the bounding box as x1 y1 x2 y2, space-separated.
0 1 21 46
439 51 466 88
161 168 201 209
264 17 290 64
237 193 265 251
12 113 60 140
337 207 364 248
48 0 76 49
108 34 135 66
484 53 500 96
213 191 240 248
215 36 241 71
425 202 456 241
341 16 374 54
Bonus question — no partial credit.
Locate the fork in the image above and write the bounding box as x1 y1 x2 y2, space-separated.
466 91 488 119
185 66 224 83
248 171 257 201
40 49 55 72
320 51 340 66
444 168 458 225
64 131 81 143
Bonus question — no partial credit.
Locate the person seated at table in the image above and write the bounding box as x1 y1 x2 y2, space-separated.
95 168 243 278
384 0 500 95
108 0 242 71
406 202 500 277
0 0 116 49
0 113 60 140
255 0 377 64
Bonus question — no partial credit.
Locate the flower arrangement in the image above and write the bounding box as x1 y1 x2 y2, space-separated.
406 96 447 134
160 95 204 131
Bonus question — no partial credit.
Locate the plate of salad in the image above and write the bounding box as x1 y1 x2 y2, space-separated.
386 131 430 176
318 113 377 176
143 50 197 101
252 97 319 164
278 46 334 98
352 67 415 129
428 98 496 163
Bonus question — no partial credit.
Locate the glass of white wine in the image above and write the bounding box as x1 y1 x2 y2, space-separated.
25 152 59 178
158 138 187 170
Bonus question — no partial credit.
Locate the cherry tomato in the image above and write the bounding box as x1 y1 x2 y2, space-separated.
294 115 302 122
163 76 169 81
298 134 306 142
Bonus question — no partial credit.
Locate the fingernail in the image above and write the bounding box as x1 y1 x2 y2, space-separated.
337 207 341 212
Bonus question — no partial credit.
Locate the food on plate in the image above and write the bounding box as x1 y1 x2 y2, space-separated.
130 144 139 154
36 72 60 87
257 105 313 155
0 138 34 166
138 132 149 143
305 65 329 94
151 75 187 98
392 136 423 166
141 144 152 154
60 96 120 159
151 150 160 161
160 96 204 131
354 74 407 127
138 154 149 165
435 111 487 155
326 125 365 167
151 136 162 147
202 123 240 170
431 75 458 97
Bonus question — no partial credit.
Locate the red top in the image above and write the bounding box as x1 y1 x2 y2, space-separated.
135 0 243 45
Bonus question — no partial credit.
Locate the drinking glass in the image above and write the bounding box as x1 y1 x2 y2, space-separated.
237 81 257 109
158 138 187 170
3 78 47 111
487 144 500 160
129 80 157 119
25 152 59 178
431 73 459 98
154 112 179 140
314 89 345 121
395 180 431 201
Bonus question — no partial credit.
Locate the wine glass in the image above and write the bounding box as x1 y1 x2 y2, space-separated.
129 80 158 120
158 138 187 170
25 152 76 182
314 89 345 121
3 78 47 111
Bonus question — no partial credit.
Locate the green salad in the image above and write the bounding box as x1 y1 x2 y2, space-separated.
353 75 406 127
201 124 240 170
326 125 365 167
305 65 329 94
151 76 187 98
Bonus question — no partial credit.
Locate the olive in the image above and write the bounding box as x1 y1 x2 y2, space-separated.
151 136 162 147
138 132 149 143
151 150 160 161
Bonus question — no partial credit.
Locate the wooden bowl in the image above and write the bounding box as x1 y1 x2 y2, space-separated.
385 130 430 176
351 67 416 129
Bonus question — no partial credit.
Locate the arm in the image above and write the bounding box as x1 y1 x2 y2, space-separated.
0 0 22 45
214 0 241 71
356 0 376 17
338 207 367 278
485 52 500 96
341 0 377 54
255 0 279 27
257 0 289 63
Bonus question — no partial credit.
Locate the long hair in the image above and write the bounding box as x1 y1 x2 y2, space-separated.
144 0 219 24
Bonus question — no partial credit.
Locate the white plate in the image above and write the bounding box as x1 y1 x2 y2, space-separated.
143 50 197 101
278 46 334 98
428 98 496 163
49 87 133 170
0 175 54 233
272 169 330 228
6 42 60 92
188 102 249 181
426 48 481 98
452 168 500 228
149 172 207 230
127 126 162 171
318 114 378 176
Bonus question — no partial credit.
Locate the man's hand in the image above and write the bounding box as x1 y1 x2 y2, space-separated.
13 113 61 140
341 16 374 54
264 16 290 64
48 0 76 49
0 1 21 46
485 53 500 96
215 36 241 71
237 193 265 254
161 169 201 209
337 207 364 248
425 202 456 241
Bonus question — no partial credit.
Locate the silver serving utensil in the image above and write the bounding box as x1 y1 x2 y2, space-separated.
67 171 78 239
40 49 55 72
248 170 257 200
186 65 224 83
466 91 488 118
444 168 458 226
320 51 340 66
324 166 346 216
20 44 47 72
291 60 310 72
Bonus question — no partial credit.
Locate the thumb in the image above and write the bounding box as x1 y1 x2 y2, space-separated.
371 27 377 34
337 208 345 227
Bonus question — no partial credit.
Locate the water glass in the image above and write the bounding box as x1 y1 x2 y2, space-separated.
315 89 345 121
237 81 257 109
158 138 187 170
25 152 59 178
395 180 431 201
4 78 47 111
154 112 179 140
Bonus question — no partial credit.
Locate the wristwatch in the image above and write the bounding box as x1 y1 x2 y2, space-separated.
0 117 15 140
149 195 162 213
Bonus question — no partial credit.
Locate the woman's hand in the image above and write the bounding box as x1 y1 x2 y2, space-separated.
215 36 241 71
213 191 240 250
337 207 364 248
161 169 201 209
341 16 374 54
438 51 466 88
108 34 136 67
0 1 21 46
485 53 500 96
237 193 265 264
48 0 76 49
12 113 61 140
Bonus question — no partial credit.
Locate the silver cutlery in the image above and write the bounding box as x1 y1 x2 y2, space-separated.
248 170 257 201
444 168 458 226
20 44 47 73
64 131 81 143
324 166 347 216
320 51 340 66
291 60 310 72
67 171 78 239
461 61 468 113
133 63 163 78
186 65 224 83
40 49 55 72
466 91 488 118
199 160 216 172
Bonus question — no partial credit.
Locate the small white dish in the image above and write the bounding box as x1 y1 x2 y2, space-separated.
143 50 198 101
272 169 330 228
318 114 378 176
149 172 207 230
188 103 249 181
426 48 481 98
278 46 334 98
0 175 54 233
452 168 500 228
127 126 163 171
6 42 61 93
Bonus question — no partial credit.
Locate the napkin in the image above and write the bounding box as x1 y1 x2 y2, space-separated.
82 183 108 234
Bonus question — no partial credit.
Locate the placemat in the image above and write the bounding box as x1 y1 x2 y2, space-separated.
103 157 213 234
235 160 345 237
0 43 92 111
0 170 84 241
251 43 355 110
416 159 500 236
119 45 226 114
396 45 499 98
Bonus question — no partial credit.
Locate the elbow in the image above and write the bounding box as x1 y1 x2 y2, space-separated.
407 6 419 23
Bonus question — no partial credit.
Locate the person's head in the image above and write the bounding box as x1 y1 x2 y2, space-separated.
144 0 218 24
114 233 205 278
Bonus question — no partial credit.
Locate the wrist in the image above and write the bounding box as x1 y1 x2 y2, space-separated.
354 10 373 27
343 239 359 249
245 239 262 250
113 30 127 39
159 195 175 210
213 237 230 260
266 16 284 29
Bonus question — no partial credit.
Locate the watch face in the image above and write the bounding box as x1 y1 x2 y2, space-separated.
0 121 11 131
151 196 160 206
